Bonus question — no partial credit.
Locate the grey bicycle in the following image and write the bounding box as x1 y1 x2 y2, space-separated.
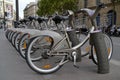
25 4 113 74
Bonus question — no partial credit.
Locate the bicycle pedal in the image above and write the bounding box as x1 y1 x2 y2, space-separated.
73 65 79 68
55 61 60 63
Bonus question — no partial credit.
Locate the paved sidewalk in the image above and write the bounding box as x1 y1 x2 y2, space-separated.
0 29 120 80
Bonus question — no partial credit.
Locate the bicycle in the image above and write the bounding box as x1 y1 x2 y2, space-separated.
25 4 113 74
17 16 67 59
17 29 42 59
16 15 54 57
75 19 113 65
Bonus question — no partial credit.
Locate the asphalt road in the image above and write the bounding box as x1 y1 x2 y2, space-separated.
0 29 120 80
111 37 120 61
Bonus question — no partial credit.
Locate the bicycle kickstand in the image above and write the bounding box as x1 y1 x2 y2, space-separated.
72 51 79 68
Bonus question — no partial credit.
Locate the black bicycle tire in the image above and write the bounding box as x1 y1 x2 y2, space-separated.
91 33 113 65
18 33 29 59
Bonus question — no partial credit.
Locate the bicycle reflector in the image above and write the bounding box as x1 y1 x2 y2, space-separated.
44 37 53 43
43 64 52 69
23 41 27 49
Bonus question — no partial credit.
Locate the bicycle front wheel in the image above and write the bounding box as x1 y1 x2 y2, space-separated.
91 33 113 64
26 35 66 74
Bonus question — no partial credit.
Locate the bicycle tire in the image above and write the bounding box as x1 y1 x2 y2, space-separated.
11 32 18 46
14 32 21 50
91 33 113 65
9 31 14 42
9 31 14 43
7 30 12 41
26 35 65 74
5 29 9 39
18 33 30 59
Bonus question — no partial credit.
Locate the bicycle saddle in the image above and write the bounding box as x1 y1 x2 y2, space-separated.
14 21 20 25
80 8 95 17
52 15 69 24
22 19 29 23
28 16 36 21
37 17 48 23
19 20 24 23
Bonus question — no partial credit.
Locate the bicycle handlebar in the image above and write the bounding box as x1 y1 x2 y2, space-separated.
75 3 105 19
75 3 106 29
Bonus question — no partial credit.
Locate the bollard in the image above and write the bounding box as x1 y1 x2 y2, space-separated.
67 29 81 62
90 31 109 74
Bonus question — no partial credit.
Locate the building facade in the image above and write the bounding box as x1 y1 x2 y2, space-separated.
0 0 14 27
35 0 38 2
0 0 13 20
24 2 38 19
78 0 120 27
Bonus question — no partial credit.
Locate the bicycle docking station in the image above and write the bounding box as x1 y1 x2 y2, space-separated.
5 3 113 74
90 30 109 74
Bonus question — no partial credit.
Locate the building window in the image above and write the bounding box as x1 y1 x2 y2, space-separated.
111 0 120 2
84 0 88 8
82 16 86 24
6 4 13 18
6 0 13 2
0 7 2 12
107 10 116 26
96 0 101 5
96 13 100 26
0 1 2 6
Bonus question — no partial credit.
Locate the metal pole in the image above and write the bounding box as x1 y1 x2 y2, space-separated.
3 0 5 20
3 0 5 30
16 0 19 21
67 30 81 62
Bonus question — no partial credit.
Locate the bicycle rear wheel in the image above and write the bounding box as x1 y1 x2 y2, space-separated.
76 28 90 57
91 33 113 64
26 35 66 74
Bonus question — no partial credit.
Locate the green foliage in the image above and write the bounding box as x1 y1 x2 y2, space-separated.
111 0 120 2
37 0 78 16
116 0 120 2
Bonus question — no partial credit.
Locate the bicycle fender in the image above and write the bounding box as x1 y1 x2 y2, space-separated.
30 30 69 50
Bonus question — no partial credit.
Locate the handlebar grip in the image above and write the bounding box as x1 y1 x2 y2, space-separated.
98 3 105 8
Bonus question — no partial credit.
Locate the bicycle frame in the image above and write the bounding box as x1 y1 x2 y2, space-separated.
48 5 104 55
49 23 95 55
